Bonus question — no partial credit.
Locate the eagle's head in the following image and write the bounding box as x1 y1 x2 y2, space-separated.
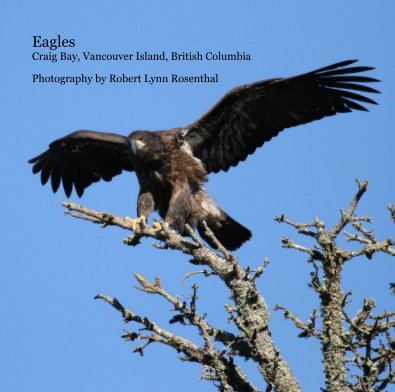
128 130 167 165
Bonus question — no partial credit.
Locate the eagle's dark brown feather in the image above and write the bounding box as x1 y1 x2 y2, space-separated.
185 59 379 173
28 60 379 250
28 131 134 197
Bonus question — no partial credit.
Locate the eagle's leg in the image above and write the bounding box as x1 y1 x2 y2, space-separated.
123 191 155 231
163 187 192 234
137 190 156 228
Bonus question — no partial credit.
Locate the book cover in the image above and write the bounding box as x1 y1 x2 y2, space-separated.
2 2 393 391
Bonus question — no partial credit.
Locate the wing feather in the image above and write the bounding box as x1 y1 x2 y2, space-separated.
40 163 51 185
185 60 379 173
50 165 62 193
29 130 134 197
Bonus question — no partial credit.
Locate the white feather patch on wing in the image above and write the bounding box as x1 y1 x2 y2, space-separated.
185 128 211 149
181 138 204 164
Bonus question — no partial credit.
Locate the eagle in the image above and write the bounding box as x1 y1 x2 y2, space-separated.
29 60 379 250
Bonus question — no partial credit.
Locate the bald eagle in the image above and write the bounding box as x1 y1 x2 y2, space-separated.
29 60 379 250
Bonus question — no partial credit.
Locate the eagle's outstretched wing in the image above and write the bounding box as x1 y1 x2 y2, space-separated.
184 60 380 173
28 130 134 197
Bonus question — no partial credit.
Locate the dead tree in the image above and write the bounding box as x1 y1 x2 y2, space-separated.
63 180 394 392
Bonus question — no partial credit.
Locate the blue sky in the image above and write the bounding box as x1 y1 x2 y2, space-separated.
2 1 394 391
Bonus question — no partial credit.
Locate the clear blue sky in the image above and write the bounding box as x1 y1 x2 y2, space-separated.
2 1 394 391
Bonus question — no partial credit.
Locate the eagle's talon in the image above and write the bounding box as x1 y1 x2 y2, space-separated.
124 216 146 231
153 221 162 230
153 221 176 234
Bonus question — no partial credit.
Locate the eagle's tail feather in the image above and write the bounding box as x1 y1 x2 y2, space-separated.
197 210 251 251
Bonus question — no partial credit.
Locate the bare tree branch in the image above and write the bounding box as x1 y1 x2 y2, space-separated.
275 305 321 339
330 179 369 240
64 202 302 391
277 180 394 392
95 292 258 392
64 179 393 392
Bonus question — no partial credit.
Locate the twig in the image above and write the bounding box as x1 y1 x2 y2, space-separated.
275 305 321 339
181 270 215 283
330 179 368 239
